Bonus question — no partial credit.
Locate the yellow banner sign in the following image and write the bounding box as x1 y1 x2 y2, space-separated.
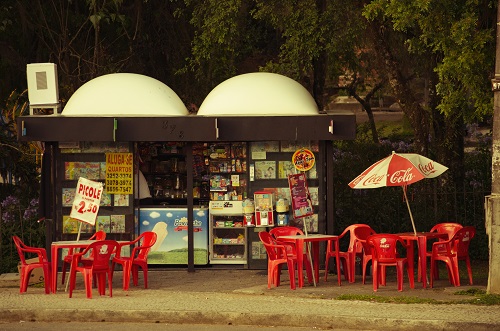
105 153 133 194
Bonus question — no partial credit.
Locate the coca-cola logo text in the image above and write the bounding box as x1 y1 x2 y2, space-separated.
389 168 415 184
418 161 436 176
362 174 386 186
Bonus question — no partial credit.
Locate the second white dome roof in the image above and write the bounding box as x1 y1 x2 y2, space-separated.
198 72 318 116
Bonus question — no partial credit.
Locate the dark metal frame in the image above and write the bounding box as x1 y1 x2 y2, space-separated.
18 113 356 271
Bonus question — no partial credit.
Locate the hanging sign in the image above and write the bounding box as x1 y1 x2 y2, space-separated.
288 173 314 219
292 148 315 172
70 177 103 226
105 152 133 194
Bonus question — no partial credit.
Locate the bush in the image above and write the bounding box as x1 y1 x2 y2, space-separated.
0 191 45 274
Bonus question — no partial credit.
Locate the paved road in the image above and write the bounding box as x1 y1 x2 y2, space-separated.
0 322 334 331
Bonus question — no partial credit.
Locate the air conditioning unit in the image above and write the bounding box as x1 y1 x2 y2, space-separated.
26 63 60 115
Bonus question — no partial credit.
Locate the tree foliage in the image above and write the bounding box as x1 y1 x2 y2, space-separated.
0 0 496 186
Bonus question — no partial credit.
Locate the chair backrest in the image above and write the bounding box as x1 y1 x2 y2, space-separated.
452 226 476 258
269 226 304 238
13 235 47 265
13 236 29 265
135 231 158 260
430 223 463 240
89 230 106 241
340 224 373 253
79 240 119 271
259 231 285 261
367 234 406 263
353 226 377 254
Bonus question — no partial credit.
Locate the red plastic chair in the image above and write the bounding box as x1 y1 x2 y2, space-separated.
13 236 51 294
430 223 463 240
259 231 296 290
352 226 377 284
367 234 414 292
324 224 372 283
269 226 313 284
68 240 119 298
430 226 476 287
420 223 463 282
111 231 157 290
61 230 106 284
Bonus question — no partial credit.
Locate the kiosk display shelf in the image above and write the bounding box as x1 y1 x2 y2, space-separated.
208 142 247 201
209 201 247 264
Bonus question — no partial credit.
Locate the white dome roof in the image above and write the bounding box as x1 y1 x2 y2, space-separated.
62 73 188 116
197 72 318 116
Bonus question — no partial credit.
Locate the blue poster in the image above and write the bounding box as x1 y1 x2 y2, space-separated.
137 207 208 265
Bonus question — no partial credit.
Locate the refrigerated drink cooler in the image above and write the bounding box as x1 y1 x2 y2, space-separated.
136 207 209 265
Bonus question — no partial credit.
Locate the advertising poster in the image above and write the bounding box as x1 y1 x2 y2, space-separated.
288 173 313 219
292 148 315 172
69 177 103 226
137 208 208 265
105 152 133 194
255 161 276 179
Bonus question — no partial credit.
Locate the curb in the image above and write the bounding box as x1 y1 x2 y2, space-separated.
0 308 495 331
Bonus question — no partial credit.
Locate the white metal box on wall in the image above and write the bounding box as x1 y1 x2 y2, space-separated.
26 63 59 115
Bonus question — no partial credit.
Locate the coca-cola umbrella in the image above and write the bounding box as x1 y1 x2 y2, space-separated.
348 151 448 235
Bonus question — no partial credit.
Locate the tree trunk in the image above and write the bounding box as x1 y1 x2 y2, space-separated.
369 20 430 154
486 0 500 295
312 0 327 111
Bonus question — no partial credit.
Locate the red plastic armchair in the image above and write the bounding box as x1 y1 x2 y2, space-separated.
352 226 377 284
13 236 51 294
367 234 414 292
269 226 313 284
324 224 372 283
429 226 476 287
61 230 106 284
111 231 157 290
68 240 119 299
259 231 296 289
420 223 463 282
430 223 463 240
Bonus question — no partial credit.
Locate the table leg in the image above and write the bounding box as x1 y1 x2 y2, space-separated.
312 242 320 284
296 239 304 288
50 245 58 293
406 239 415 289
418 237 428 288
334 239 342 286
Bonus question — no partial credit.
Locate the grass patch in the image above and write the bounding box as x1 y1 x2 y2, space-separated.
453 288 500 305
335 288 500 305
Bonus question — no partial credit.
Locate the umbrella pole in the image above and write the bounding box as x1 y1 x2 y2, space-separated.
402 187 418 235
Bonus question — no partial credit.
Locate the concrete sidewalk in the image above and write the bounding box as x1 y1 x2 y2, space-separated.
0 269 498 330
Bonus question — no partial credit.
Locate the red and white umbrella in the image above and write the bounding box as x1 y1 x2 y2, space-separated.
349 151 448 234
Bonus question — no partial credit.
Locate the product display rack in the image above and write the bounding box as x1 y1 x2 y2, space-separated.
138 142 210 206
211 216 247 263
208 142 247 201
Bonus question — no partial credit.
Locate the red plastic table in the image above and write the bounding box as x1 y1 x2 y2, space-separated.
277 234 341 288
50 240 129 293
50 240 95 293
395 232 447 288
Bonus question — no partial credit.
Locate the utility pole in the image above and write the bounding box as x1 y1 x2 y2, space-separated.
486 0 500 294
